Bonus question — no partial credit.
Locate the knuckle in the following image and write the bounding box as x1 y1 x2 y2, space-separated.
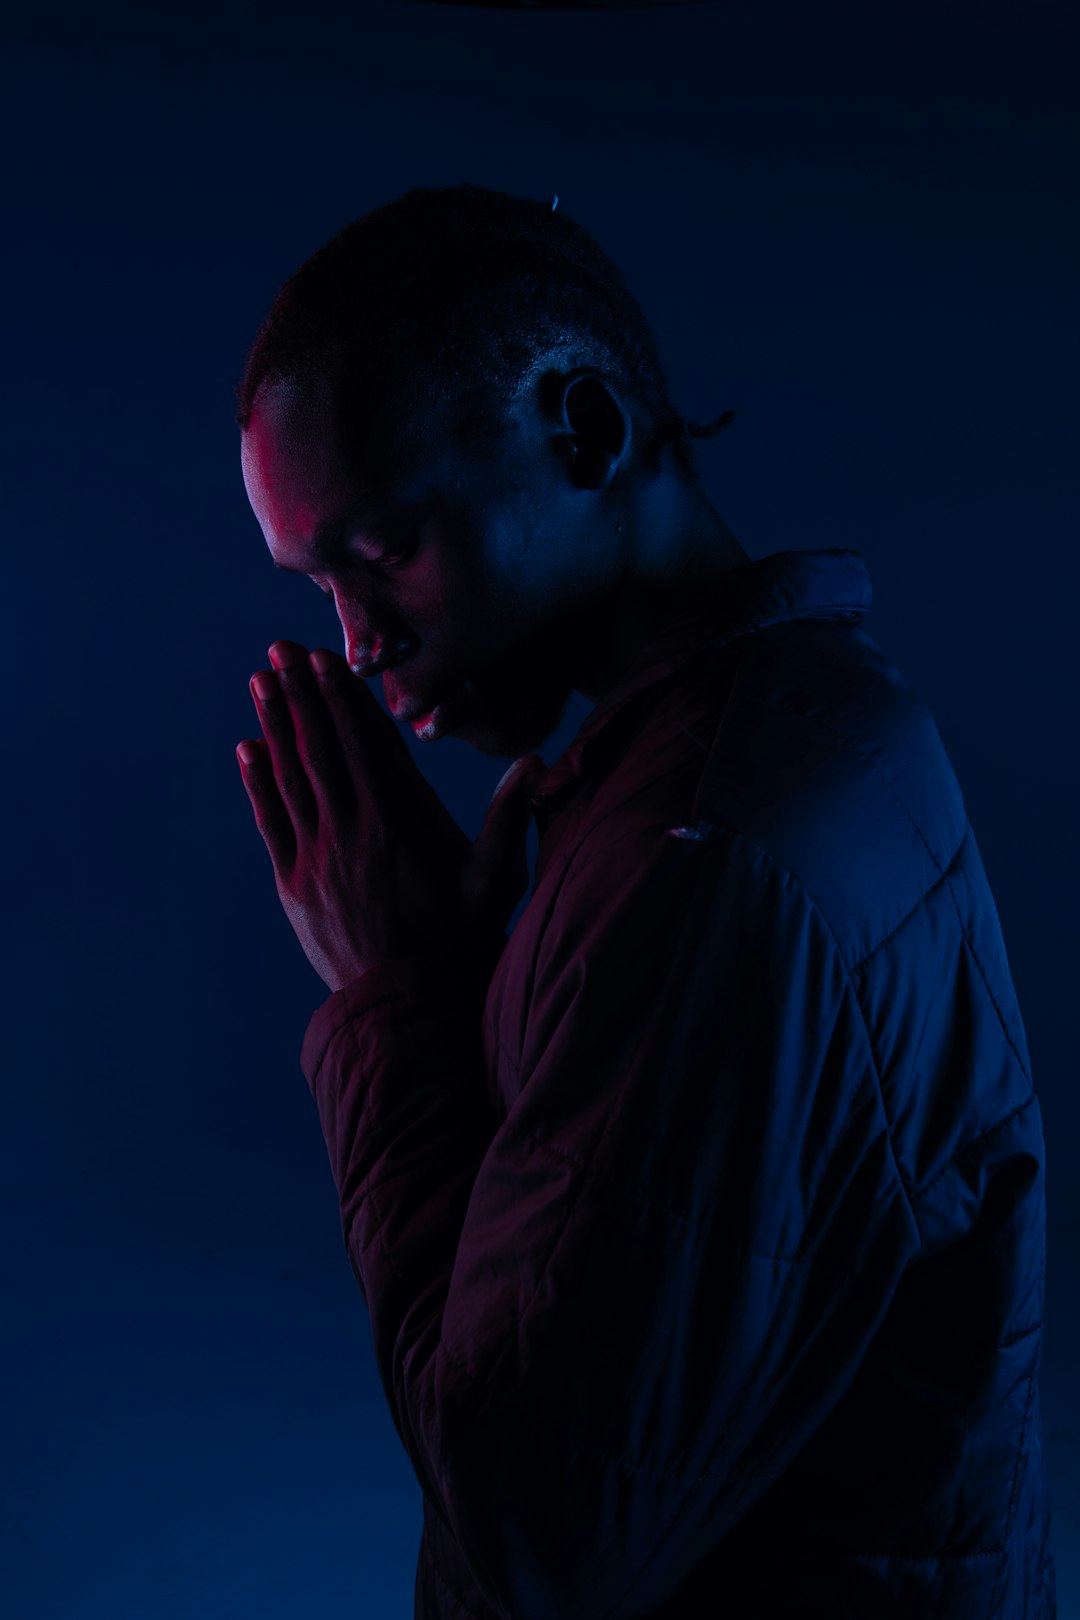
246 761 270 794
319 671 349 703
262 704 292 737
278 666 311 698
301 738 330 773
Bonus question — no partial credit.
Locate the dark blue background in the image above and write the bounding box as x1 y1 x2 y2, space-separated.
3 1 1076 1613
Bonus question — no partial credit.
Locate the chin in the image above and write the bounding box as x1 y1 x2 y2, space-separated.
451 716 548 759
454 688 572 760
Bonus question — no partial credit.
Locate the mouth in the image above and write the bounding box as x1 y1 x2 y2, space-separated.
390 692 448 723
388 681 467 737
408 689 468 741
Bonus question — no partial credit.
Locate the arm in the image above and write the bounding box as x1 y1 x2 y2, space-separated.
301 818 920 1620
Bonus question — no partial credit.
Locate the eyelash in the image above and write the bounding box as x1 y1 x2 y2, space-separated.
382 530 420 567
315 532 419 597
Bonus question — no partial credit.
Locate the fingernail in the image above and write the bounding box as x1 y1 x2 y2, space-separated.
251 671 277 700
494 760 522 797
268 642 298 670
237 741 259 765
309 648 333 674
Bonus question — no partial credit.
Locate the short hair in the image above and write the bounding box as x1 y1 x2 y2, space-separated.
233 182 735 485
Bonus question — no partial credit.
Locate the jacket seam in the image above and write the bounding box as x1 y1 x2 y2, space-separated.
734 688 1038 1184
991 1361 1041 1611
846 1547 1006 1564
484 1012 521 1077
427 1547 496 1620
740 686 949 879
311 977 476 1080
313 990 408 1062
712 599 868 638
942 873 1034 1085
691 823 923 1240
519 819 589 1043
488 1113 838 1267
848 831 967 974
911 1093 1038 1202
998 1319 1042 1350
845 1356 1040 1567
831 830 1035 1206
537 822 926 1250
686 821 1035 1242
576 1432 782 1491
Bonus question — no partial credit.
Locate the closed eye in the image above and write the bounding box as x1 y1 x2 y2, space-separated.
380 529 420 568
308 531 420 599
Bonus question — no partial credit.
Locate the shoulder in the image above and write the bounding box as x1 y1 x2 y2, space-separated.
689 619 969 968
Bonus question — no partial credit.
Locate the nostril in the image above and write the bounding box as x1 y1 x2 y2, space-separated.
350 637 414 677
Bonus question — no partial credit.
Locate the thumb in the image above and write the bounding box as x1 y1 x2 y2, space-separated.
480 753 545 861
462 755 545 931
492 752 546 808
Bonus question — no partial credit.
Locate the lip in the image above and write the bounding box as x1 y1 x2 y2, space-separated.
391 698 437 723
388 681 465 726
387 687 438 721
408 689 467 741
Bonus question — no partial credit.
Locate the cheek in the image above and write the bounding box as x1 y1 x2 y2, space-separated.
410 513 536 664
412 548 490 646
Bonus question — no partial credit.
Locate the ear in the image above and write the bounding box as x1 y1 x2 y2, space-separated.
547 368 633 490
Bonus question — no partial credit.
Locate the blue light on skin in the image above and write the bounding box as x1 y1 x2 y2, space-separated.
240 365 749 761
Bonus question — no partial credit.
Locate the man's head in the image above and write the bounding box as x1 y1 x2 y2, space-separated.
236 184 741 758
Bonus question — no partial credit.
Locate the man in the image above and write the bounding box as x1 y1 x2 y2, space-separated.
234 184 1055 1618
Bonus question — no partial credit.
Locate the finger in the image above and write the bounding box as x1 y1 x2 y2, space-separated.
267 641 356 826
236 736 296 870
304 645 403 810
462 755 544 931
249 660 319 838
311 646 475 870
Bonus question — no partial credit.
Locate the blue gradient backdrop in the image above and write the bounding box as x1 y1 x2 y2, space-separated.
2 1 1076 1614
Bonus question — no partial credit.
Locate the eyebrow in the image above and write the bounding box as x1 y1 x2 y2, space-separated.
270 516 353 573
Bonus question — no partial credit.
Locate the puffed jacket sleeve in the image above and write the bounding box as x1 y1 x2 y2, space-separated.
301 817 922 1620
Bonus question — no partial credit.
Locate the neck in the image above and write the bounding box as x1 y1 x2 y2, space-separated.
572 480 750 704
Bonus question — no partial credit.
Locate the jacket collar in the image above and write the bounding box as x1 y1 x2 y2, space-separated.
527 548 873 810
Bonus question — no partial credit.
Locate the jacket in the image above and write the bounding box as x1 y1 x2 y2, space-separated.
300 547 1056 1619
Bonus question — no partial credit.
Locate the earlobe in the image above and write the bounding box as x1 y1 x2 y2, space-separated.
570 440 613 492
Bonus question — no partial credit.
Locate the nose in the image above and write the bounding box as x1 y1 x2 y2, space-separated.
333 592 416 677
345 630 415 677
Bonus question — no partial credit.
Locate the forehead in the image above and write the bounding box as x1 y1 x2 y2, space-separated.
241 374 421 571
240 369 517 568
242 371 465 523
241 373 350 517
